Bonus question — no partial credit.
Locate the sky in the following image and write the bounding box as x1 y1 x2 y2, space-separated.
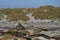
0 0 60 8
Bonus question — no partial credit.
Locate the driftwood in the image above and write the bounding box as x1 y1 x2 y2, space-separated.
52 35 60 40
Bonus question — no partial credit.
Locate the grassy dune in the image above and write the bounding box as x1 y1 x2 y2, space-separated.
0 5 60 21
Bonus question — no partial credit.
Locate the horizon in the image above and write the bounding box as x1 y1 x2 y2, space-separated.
0 0 60 8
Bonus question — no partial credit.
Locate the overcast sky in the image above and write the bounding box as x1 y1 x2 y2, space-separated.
0 0 60 8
